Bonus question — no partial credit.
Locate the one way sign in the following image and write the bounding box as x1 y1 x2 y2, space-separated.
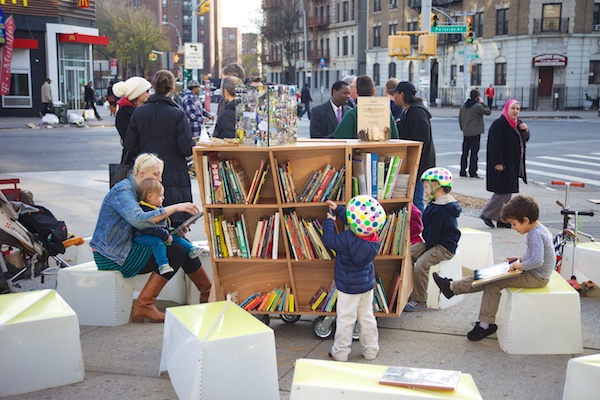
184 43 204 70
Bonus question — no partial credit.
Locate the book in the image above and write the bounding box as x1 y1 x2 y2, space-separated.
288 293 295 312
251 219 265 258
472 261 522 287
171 211 203 235
202 154 212 204
383 156 402 199
230 158 250 202
352 153 367 195
375 280 390 313
309 286 327 310
370 152 378 198
388 275 402 312
208 152 226 204
311 290 328 311
379 366 462 391
236 219 250 258
272 212 280 259
253 163 270 204
221 219 234 257
377 157 386 199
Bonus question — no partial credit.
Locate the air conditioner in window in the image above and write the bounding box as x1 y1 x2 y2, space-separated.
593 24 600 31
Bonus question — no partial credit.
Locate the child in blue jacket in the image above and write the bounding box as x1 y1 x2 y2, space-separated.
322 195 386 362
404 167 462 312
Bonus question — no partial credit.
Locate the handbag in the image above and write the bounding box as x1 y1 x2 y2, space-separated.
109 152 132 188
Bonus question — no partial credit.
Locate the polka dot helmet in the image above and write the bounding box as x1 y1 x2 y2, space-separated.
346 195 386 237
420 167 453 188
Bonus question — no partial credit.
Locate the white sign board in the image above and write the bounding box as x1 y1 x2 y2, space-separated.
184 43 204 70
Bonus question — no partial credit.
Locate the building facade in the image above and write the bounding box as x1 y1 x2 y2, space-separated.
0 0 108 117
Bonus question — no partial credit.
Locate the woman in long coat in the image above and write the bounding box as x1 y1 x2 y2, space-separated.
125 70 195 227
480 99 530 228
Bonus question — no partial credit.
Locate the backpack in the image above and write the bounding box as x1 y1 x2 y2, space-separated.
18 205 68 256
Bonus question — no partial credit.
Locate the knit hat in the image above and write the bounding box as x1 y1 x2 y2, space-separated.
112 76 151 101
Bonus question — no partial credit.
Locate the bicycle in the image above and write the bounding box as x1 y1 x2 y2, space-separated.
551 180 595 294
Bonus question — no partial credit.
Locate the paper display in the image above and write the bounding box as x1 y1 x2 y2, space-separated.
357 97 390 135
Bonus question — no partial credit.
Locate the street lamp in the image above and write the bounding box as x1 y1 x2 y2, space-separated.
162 21 182 50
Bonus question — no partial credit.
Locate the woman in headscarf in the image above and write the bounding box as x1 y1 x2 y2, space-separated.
480 99 530 228
113 77 152 165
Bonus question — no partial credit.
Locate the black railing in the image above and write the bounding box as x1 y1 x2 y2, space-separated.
533 18 569 34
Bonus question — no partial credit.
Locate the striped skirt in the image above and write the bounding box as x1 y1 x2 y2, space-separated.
93 244 153 278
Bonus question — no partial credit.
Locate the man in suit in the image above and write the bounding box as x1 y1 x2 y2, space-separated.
310 81 351 139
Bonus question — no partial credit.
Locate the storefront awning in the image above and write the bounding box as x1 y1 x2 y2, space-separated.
13 38 39 49
58 33 109 46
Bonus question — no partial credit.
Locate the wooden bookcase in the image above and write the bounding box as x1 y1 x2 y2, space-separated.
193 139 422 319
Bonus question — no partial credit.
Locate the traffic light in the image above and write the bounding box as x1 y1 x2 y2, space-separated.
466 16 474 43
173 52 185 67
418 14 422 30
198 0 210 15
388 35 411 57
148 53 158 61
431 13 438 29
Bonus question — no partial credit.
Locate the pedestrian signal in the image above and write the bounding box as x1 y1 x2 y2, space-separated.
173 52 185 67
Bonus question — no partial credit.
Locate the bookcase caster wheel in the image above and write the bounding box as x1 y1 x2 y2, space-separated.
281 314 301 324
313 316 335 339
254 314 270 326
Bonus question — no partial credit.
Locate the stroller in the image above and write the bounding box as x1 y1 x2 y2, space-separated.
0 179 83 293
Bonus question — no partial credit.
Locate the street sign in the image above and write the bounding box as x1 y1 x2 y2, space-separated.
431 25 467 33
184 42 204 70
319 57 326 66
467 54 480 59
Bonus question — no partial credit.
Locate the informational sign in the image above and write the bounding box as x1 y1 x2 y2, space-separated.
0 16 15 95
532 54 567 67
0 8 5 44
356 97 390 134
431 25 467 33
184 42 204 70
110 58 118 75
419 76 431 86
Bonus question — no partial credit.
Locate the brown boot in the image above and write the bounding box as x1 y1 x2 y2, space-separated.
187 267 212 303
132 273 168 323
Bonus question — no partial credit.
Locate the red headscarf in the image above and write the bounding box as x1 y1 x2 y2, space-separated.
502 98 519 129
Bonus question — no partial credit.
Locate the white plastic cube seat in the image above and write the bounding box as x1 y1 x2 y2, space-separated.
562 354 600 400
426 251 464 309
290 359 482 400
0 290 84 397
496 271 582 354
160 301 279 400
457 228 494 271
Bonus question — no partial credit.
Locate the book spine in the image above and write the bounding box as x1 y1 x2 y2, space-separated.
272 212 280 259
236 220 250 258
209 158 225 204
285 161 299 202
370 153 378 198
253 164 270 204
298 170 319 202
221 219 234 257
311 165 334 202
202 154 212 205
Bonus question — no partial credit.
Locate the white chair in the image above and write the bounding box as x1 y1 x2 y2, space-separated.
457 228 494 271
563 354 600 400
426 251 464 309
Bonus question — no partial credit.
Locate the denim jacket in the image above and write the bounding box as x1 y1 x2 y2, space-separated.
91 176 164 265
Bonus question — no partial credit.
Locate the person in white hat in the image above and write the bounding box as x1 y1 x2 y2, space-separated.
113 76 152 164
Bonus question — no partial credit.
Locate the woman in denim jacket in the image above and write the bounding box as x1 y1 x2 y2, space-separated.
91 153 212 323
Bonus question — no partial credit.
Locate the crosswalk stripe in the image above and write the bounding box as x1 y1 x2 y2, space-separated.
565 155 600 161
536 156 600 167
528 160 598 175
525 168 600 187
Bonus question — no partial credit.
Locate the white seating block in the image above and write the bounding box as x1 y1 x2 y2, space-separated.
496 271 583 355
426 252 464 309
562 354 600 400
0 290 84 397
160 301 279 400
457 228 494 271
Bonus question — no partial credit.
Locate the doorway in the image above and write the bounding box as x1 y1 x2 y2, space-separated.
538 66 554 96
63 67 86 110
430 59 439 106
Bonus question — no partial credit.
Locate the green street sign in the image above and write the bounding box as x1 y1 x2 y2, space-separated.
467 54 480 59
431 25 467 33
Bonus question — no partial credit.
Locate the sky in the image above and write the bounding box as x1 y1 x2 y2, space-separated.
221 0 262 33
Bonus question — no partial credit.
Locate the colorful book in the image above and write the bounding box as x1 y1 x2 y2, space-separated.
352 153 367 195
383 156 401 199
251 219 265 258
472 261 522 287
379 367 462 391
272 212 280 259
309 286 327 310
388 274 402 312
208 153 225 204
202 154 212 204
236 219 250 258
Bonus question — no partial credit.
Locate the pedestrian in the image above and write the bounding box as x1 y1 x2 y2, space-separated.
83 81 102 121
458 89 491 179
90 153 212 323
217 62 245 119
485 83 495 109
125 70 195 227
341 75 358 108
390 81 436 213
298 82 313 120
181 80 215 138
113 76 152 165
333 75 399 139
433 195 554 341
107 80 118 117
404 167 461 313
214 76 243 139
385 78 403 120
309 80 351 139
480 99 530 229
40 78 53 116
322 196 386 362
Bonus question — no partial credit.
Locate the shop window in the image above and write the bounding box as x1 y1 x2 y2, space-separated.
494 62 507 86
590 60 600 85
2 70 32 108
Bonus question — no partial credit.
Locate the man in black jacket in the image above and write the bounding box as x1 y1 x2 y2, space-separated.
298 83 313 120
458 89 491 179
83 81 102 121
309 81 351 138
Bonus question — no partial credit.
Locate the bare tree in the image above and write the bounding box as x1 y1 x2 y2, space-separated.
261 0 303 84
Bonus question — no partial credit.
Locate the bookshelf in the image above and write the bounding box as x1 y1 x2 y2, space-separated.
193 139 422 323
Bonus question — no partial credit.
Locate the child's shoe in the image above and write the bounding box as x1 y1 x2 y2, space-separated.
188 246 203 259
328 351 347 362
403 301 427 312
433 272 455 299
158 264 174 275
467 321 498 341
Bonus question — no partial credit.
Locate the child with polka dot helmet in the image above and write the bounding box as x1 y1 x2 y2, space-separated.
343 195 387 237
420 167 453 203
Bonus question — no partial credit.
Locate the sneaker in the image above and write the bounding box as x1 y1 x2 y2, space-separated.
467 322 498 341
328 351 346 362
158 264 174 275
497 221 512 228
432 272 454 299
470 174 483 179
188 246 203 259
403 301 427 312
480 215 495 228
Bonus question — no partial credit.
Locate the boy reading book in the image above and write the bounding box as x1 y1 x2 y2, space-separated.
322 196 386 362
433 195 555 341
133 178 203 275
404 167 461 312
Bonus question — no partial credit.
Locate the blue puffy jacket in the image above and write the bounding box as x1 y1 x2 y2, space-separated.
322 205 381 294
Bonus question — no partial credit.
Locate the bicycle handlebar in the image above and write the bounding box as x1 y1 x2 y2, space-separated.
561 210 595 217
551 180 585 187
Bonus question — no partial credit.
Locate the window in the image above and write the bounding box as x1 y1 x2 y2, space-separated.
388 62 396 79
2 50 32 108
496 9 508 35
389 23 397 35
336 3 340 23
373 63 380 86
542 4 561 31
342 36 349 56
389 0 397 9
594 3 600 25
450 65 457 86
373 26 381 47
175 14 178 20
351 35 354 55
407 21 418 45
343 1 349 22
495 62 507 86
374 0 381 13
336 37 340 56
470 63 481 87
163 14 168 22
162 0 167 7
351 0 355 20
408 62 414 84
474 12 484 38
590 60 600 84
174 0 178 5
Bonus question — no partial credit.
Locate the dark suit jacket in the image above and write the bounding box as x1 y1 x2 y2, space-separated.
310 100 350 139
